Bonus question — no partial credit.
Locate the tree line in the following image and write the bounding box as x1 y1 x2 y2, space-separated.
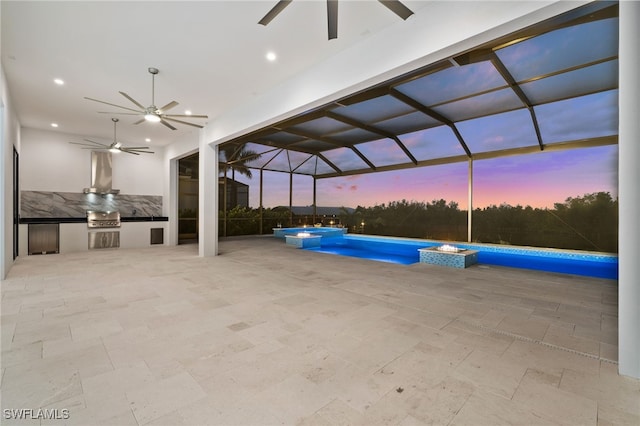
219 191 618 253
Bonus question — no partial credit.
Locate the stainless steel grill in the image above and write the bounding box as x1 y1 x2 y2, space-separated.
87 210 121 228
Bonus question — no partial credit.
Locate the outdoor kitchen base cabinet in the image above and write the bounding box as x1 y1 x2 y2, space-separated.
89 231 120 249
28 223 59 255
150 228 164 245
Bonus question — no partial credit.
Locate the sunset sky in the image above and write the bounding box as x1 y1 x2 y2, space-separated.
239 144 618 210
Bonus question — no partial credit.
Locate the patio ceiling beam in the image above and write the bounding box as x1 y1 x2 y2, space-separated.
311 135 617 179
389 88 472 158
257 148 284 170
316 153 343 175
280 127 344 148
243 135 334 158
281 127 376 173
487 51 545 151
276 143 323 157
291 154 315 174
351 145 377 172
325 111 418 165
332 86 391 107
516 56 618 86
273 109 331 128
315 154 470 179
241 134 616 179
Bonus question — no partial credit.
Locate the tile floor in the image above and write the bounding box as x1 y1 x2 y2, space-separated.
1 236 638 425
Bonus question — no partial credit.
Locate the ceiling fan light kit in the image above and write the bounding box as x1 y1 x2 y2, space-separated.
144 112 161 123
84 67 208 130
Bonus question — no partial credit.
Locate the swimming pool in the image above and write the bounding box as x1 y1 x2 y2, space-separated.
304 234 618 279
272 226 348 239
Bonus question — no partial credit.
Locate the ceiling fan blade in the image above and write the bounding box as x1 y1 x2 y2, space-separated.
84 97 142 113
163 117 204 128
164 114 208 119
158 100 179 113
258 0 292 25
123 149 154 154
119 91 146 110
119 149 141 155
120 146 150 150
69 142 105 148
97 111 141 115
378 0 414 20
160 119 177 130
327 0 338 40
83 139 111 148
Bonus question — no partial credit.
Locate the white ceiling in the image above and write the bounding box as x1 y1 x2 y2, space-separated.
1 0 432 148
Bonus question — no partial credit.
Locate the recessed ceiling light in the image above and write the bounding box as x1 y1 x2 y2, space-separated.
53 78 64 85
266 51 277 62
145 138 151 142
50 123 59 128
185 110 192 116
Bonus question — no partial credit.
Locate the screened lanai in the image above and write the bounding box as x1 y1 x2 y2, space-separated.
219 1 618 240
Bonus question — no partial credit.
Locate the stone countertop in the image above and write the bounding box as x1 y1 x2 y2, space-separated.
20 217 168 224
121 216 168 222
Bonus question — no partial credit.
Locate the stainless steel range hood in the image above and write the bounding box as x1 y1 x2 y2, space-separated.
83 151 120 195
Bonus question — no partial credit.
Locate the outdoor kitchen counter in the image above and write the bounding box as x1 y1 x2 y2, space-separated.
20 217 87 224
18 218 169 256
20 216 168 224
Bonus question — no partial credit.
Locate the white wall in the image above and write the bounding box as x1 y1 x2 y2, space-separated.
618 0 640 379
20 127 164 195
1 63 21 280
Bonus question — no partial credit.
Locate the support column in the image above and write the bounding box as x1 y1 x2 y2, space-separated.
198 137 218 257
468 158 473 243
313 177 317 225
259 169 264 235
289 172 293 227
167 157 178 246
222 174 227 237
618 0 640 379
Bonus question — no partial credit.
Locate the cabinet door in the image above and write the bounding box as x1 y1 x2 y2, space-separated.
28 224 59 255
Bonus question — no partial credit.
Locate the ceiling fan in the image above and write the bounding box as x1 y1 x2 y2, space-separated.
258 0 414 40
69 118 154 155
84 67 208 130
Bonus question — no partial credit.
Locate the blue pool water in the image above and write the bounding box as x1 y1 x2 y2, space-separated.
305 235 618 280
273 227 347 239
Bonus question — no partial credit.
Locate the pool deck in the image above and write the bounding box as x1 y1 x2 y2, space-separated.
1 235 637 425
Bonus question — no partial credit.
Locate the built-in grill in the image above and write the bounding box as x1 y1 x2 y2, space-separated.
87 210 121 228
87 211 121 249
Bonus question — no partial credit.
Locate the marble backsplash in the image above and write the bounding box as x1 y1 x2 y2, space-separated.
21 191 163 218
